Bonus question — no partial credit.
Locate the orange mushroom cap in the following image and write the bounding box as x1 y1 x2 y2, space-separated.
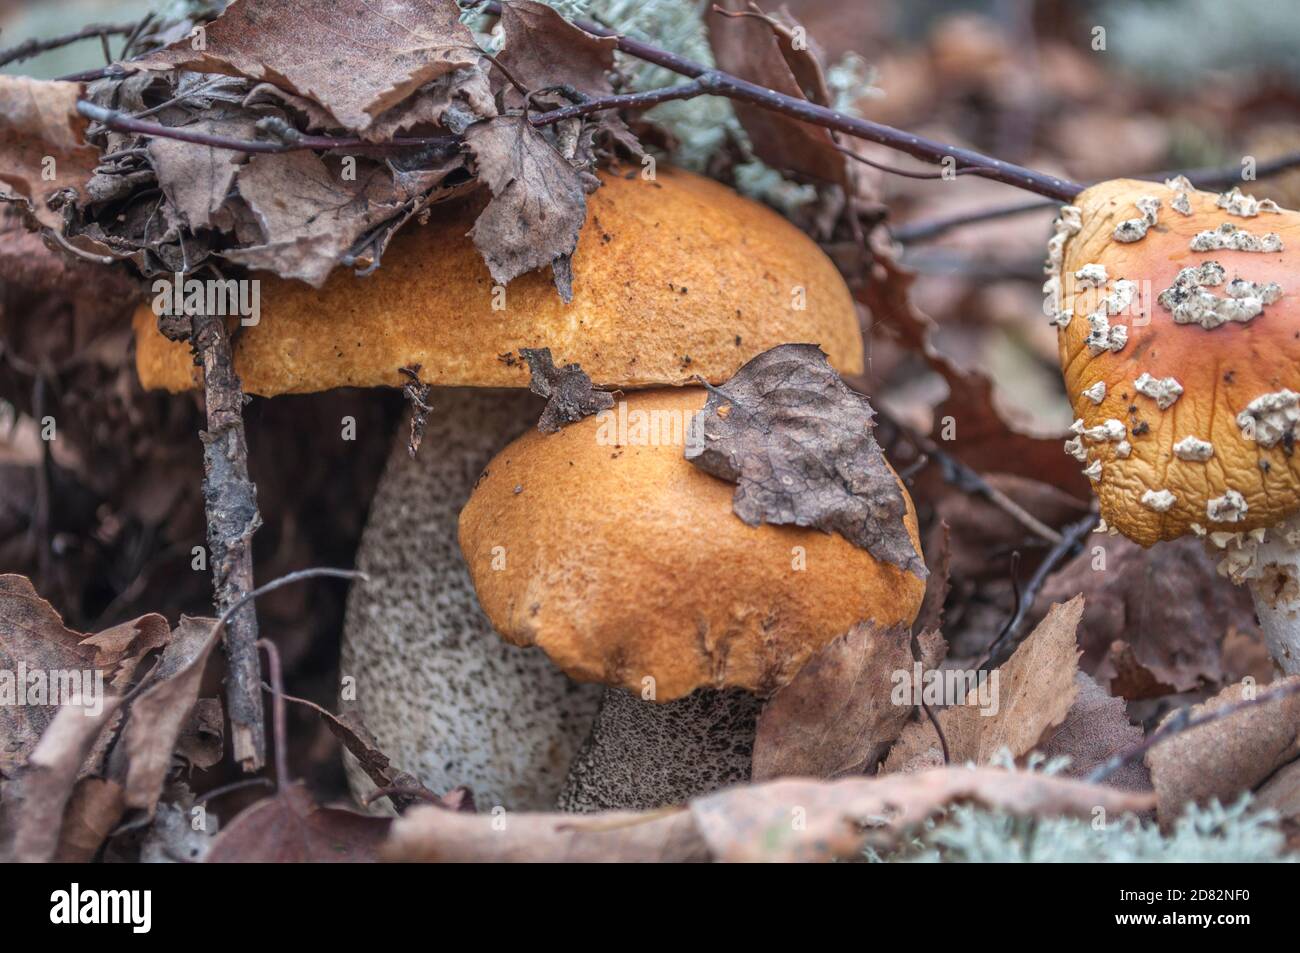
1050 177 1300 546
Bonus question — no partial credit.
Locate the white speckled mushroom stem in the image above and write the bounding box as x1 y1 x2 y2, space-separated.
556 686 762 812
1245 518 1300 675
341 389 602 813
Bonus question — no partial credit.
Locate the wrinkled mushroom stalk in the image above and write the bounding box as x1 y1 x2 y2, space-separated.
1218 517 1300 675
557 687 763 812
341 389 601 812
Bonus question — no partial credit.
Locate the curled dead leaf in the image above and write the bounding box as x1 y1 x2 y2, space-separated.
753 621 944 780
382 766 1152 862
1144 677 1300 826
686 344 925 576
0 76 98 229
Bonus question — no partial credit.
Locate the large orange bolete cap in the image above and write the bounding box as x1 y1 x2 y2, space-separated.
1050 177 1300 547
133 166 863 396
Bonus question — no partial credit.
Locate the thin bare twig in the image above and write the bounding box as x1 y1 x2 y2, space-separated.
892 151 1300 244
195 776 274 805
43 228 115 265
0 22 135 69
361 785 442 808
212 567 367 631
880 408 1063 545
75 101 458 155
980 512 1099 671
528 78 709 126
920 699 950 765
257 639 289 788
193 566 363 776
835 144 983 181
473 0 1082 201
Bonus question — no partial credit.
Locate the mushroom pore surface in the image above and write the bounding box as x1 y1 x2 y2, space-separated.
341 388 602 811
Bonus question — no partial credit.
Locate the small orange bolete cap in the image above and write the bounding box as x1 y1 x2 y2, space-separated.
1049 177 1299 547
458 388 926 701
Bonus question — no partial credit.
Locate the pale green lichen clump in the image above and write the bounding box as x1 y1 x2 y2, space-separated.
874 796 1289 863
868 755 1292 863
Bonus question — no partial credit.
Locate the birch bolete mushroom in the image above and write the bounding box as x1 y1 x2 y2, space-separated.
132 165 865 808
1048 176 1300 674
459 388 926 811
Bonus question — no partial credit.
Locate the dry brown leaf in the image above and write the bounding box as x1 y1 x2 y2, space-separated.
686 344 925 576
382 767 1152 862
0 574 168 777
134 0 481 135
1037 672 1150 791
222 151 421 286
497 0 618 104
146 111 256 231
494 0 636 157
753 621 943 780
113 616 222 813
1254 758 1300 850
706 0 845 184
0 696 121 863
53 777 127 862
1144 677 1300 826
521 347 616 432
916 520 952 633
1033 536 1257 698
882 596 1083 773
175 697 224 771
365 65 495 139
0 76 99 229
288 689 439 813
206 784 391 862
464 114 594 298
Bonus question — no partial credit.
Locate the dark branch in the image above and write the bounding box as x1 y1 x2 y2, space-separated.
75 101 458 155
892 151 1300 244
528 77 709 126
191 312 265 772
474 0 1083 201
0 22 135 69
980 512 1099 671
